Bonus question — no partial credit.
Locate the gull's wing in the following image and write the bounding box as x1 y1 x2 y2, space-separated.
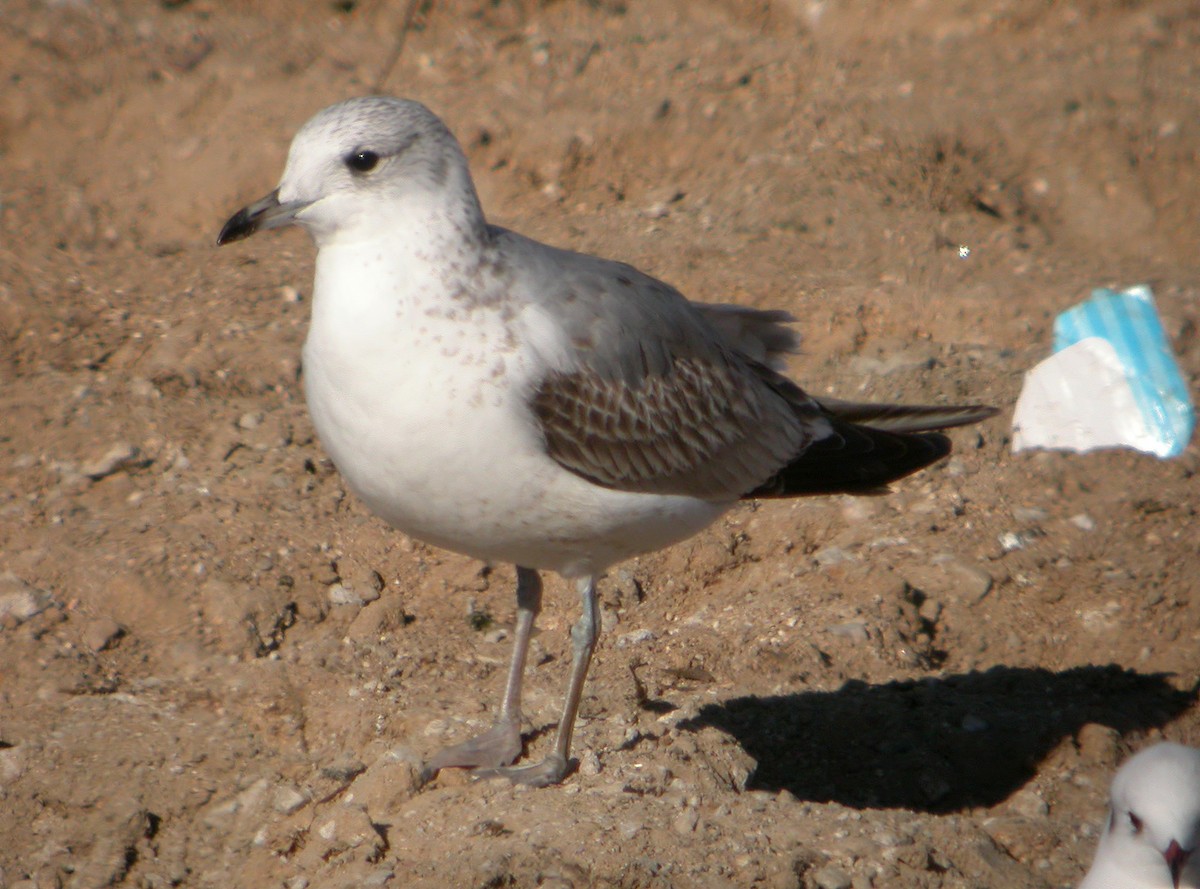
496 230 815 501
496 229 992 503
691 303 799 370
533 353 819 501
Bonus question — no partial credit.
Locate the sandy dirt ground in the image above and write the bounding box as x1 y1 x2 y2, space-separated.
2 1 1200 887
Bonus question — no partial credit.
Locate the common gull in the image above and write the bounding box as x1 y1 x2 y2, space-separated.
1080 742 1200 889
219 96 997 786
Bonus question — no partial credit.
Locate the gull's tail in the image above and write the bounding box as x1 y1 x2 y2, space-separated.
749 399 999 498
814 398 999 433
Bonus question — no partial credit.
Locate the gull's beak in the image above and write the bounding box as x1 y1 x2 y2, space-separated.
1165 839 1190 889
217 189 309 246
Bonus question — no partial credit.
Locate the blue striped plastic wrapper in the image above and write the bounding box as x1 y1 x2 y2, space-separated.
1052 285 1195 457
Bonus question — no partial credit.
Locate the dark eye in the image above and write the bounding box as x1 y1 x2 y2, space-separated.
1129 812 1144 833
347 150 380 173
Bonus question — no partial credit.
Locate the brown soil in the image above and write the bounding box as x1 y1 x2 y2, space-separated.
2 2 1199 887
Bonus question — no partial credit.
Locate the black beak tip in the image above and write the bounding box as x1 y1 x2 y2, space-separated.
216 208 258 246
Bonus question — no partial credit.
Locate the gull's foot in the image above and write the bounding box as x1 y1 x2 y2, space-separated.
472 752 570 787
420 718 523 783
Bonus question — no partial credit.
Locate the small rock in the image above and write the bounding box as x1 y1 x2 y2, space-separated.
998 531 1025 552
346 749 421 815
815 546 855 568
299 803 383 867
939 557 994 603
0 745 27 786
328 583 380 607
811 864 853 889
1081 602 1121 634
1011 506 1049 524
672 807 699 835
840 497 882 524
237 411 264 430
918 598 942 623
0 573 54 625
827 621 869 643
1009 788 1049 819
1077 723 1121 767
469 819 509 838
273 784 311 815
578 748 602 777
200 777 270 829
1070 513 1096 531
612 568 644 604
82 617 124 652
128 377 159 399
616 628 655 648
81 442 148 480
988 811 1060 864
873 829 913 848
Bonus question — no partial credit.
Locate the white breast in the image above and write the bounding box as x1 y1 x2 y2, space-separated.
300 239 726 577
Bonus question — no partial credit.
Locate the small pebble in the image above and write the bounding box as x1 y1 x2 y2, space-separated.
1011 506 1048 523
81 442 146 480
578 748 602 777
998 531 1025 552
616 628 656 648
82 617 124 652
827 621 869 643
1077 723 1121 767
672 807 699 834
328 583 380 607
273 784 310 815
815 546 855 567
1009 787 1049 819
0 574 53 625
811 864 852 889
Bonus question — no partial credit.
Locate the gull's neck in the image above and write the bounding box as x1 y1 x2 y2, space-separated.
310 173 500 329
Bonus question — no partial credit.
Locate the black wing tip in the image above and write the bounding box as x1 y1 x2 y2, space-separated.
748 427 953 499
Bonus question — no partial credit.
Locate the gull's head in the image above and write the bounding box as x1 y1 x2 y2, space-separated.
1085 743 1200 889
218 96 479 249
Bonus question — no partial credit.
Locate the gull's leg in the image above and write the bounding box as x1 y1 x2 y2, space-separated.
421 566 542 779
477 574 598 787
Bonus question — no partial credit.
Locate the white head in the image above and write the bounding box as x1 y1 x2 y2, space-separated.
1083 743 1200 889
218 96 484 249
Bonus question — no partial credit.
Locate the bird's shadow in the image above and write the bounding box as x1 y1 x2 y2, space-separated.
677 664 1197 813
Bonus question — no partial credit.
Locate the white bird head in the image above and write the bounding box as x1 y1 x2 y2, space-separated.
218 96 483 249
1082 742 1200 889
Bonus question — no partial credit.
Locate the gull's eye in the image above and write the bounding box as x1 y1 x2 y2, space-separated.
347 150 380 173
1129 812 1145 834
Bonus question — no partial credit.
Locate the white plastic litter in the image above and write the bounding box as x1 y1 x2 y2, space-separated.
1012 285 1195 457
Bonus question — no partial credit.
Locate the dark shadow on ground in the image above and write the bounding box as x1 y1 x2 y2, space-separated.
677 664 1197 812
